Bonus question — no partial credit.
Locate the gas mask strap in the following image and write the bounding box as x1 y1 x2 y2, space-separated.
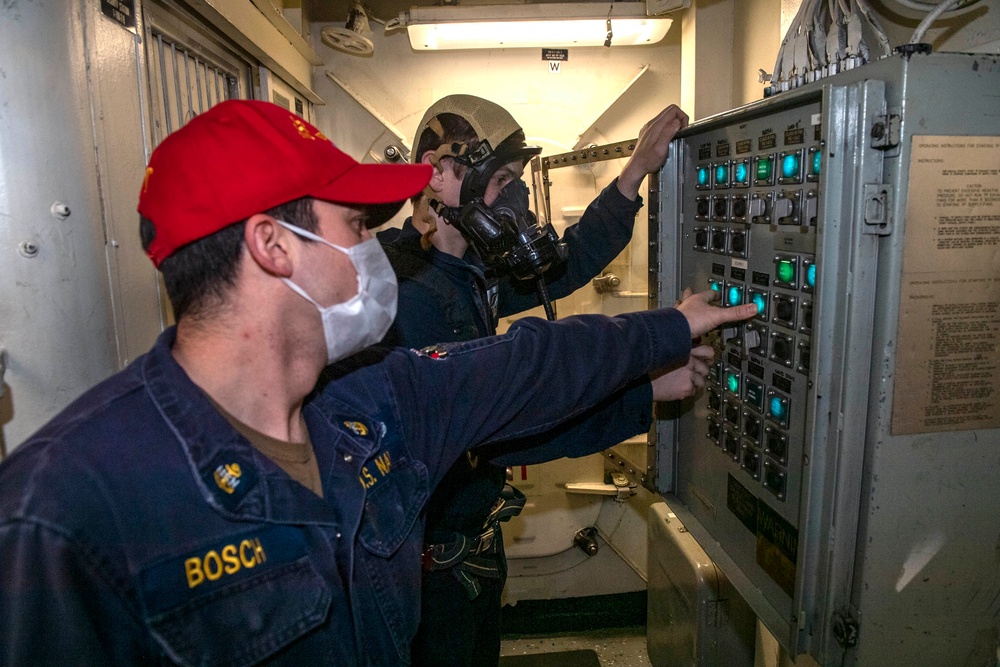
426 141 470 170
424 195 460 226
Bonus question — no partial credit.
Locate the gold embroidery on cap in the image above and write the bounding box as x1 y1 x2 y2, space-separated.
291 117 315 141
142 167 154 193
290 115 327 142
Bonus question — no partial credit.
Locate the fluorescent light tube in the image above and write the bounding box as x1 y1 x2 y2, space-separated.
398 3 672 51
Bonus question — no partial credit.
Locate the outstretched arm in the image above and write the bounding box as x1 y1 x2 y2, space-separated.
617 104 690 200
487 341 715 466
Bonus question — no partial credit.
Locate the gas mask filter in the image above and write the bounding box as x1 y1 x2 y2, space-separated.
440 179 567 279
463 179 567 281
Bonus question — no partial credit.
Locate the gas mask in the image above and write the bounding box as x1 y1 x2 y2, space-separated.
430 137 568 318
435 138 568 280
447 179 567 281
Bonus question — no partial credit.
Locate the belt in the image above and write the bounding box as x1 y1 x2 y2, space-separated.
421 484 526 599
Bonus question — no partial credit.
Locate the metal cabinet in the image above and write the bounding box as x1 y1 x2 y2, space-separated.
651 52 1000 666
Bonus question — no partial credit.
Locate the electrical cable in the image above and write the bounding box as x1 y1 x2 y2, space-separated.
768 0 895 93
605 1 614 48
892 0 979 11
910 0 965 44
854 0 893 56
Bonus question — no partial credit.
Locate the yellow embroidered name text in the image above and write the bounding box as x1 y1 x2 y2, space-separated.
358 451 392 489
184 538 266 588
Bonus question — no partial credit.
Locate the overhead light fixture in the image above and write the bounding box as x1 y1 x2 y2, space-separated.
386 3 672 51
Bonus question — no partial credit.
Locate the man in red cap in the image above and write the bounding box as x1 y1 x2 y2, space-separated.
0 100 755 666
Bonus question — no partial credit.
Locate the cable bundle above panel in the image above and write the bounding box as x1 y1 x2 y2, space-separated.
764 0 981 96
767 0 891 95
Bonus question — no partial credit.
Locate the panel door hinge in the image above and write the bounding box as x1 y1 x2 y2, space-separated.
870 113 900 150
863 184 893 235
832 610 859 648
564 470 636 502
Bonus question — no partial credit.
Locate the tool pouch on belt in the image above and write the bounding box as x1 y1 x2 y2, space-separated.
421 484 526 599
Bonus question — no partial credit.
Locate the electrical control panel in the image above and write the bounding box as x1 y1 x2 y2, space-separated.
650 53 1000 666
688 103 820 522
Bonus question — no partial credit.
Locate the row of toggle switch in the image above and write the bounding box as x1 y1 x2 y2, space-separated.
694 190 817 226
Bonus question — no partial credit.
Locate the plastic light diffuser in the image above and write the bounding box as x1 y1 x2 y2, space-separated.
402 3 672 50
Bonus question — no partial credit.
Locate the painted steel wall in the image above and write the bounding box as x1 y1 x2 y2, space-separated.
0 0 317 455
0 1 122 454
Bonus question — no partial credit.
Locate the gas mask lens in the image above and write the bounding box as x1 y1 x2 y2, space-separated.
489 179 533 234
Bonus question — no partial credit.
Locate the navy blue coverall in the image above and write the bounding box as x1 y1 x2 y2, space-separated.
381 180 654 666
0 307 691 666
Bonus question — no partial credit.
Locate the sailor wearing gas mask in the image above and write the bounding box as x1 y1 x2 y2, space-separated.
377 95 696 667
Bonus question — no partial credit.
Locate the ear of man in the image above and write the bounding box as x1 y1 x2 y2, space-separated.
421 150 448 196
244 214 296 279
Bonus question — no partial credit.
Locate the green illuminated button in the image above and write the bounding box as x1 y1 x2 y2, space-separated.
734 161 749 185
811 150 822 176
756 157 773 181
715 164 728 186
752 292 767 315
776 259 796 284
698 166 711 187
727 285 743 306
709 279 722 292
725 371 741 394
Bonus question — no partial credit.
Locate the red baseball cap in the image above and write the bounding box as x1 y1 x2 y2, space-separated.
138 100 432 266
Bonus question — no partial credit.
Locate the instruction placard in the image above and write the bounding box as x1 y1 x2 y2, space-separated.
101 0 136 29
892 136 1000 435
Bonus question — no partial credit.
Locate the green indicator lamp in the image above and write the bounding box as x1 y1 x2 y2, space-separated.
807 263 816 288
726 372 740 394
811 150 821 176
698 167 710 186
782 153 800 179
777 260 796 284
715 164 728 185
735 162 749 184
756 158 772 180
727 286 743 305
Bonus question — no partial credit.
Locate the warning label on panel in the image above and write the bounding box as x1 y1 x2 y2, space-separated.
726 474 798 597
892 136 1000 435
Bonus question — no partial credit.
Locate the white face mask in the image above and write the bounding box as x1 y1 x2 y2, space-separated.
276 220 398 364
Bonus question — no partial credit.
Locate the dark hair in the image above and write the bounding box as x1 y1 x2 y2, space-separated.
415 112 480 179
140 197 319 321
